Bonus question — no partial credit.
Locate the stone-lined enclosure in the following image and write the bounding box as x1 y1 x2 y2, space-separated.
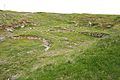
12 35 50 51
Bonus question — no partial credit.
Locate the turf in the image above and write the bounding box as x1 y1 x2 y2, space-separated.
0 10 120 80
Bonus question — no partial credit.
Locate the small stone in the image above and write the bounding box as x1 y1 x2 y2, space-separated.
10 74 21 80
68 45 74 48
29 27 32 30
0 36 5 42
21 25 25 28
6 28 14 32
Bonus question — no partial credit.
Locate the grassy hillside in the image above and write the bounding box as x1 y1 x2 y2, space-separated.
0 10 120 80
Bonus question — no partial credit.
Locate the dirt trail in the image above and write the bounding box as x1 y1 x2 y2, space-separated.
12 35 50 51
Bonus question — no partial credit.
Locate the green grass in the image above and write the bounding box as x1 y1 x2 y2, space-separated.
0 10 120 80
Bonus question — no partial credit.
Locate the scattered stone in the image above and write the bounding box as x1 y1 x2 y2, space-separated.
80 32 109 38
21 25 25 28
43 45 50 51
88 21 92 27
0 36 5 42
43 39 50 46
42 39 50 51
14 24 21 28
68 45 74 49
5 28 14 32
10 74 21 80
12 35 51 51
29 27 32 30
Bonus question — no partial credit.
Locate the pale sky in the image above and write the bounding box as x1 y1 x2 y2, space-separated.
0 0 120 14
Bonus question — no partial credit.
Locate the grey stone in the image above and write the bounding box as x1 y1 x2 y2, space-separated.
0 36 5 42
5 28 14 32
